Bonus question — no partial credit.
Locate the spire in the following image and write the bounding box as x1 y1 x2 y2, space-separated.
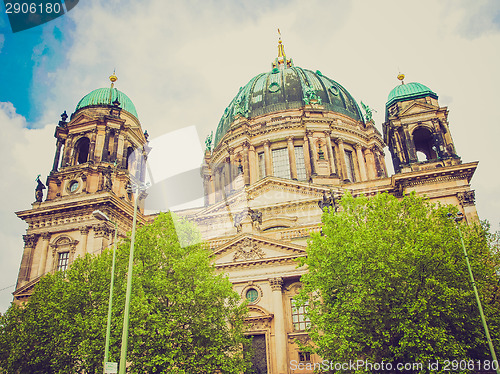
272 29 293 69
109 70 118 104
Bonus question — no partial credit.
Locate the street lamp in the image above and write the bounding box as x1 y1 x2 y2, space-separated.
92 209 118 374
449 212 500 374
118 182 147 374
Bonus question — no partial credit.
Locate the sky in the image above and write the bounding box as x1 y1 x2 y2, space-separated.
1 0 500 313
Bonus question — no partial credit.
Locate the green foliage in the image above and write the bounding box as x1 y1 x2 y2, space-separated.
0 212 250 373
298 193 500 373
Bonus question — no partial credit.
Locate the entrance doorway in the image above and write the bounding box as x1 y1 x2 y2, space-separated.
246 334 268 374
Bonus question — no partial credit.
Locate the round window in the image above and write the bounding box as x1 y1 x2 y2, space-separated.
246 288 259 303
269 82 280 93
69 180 79 193
329 85 339 96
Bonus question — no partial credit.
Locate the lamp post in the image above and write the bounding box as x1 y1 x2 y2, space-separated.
449 212 500 374
118 182 147 374
92 210 118 374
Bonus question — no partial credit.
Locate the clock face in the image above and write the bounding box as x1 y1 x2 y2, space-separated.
69 181 79 193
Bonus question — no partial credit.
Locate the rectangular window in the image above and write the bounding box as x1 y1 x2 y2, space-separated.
57 252 69 272
344 150 356 182
294 146 307 181
299 351 311 362
258 152 265 179
272 148 290 179
291 299 311 331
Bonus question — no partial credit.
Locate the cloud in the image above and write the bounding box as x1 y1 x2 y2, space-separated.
0 102 55 312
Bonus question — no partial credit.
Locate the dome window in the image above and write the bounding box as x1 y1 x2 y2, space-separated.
271 67 279 74
329 85 339 96
268 82 280 93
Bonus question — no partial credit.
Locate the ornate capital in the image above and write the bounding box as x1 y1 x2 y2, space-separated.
269 277 284 291
335 138 344 145
306 130 314 138
457 190 475 207
41 232 52 240
354 143 362 150
263 140 271 147
323 129 331 136
287 136 294 143
79 226 90 235
242 141 250 150
23 234 39 248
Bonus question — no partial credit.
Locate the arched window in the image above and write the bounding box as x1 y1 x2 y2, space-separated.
74 137 90 165
413 127 437 161
125 146 135 171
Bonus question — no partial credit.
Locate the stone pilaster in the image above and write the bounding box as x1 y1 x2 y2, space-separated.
324 131 336 175
17 234 39 286
269 277 287 374
37 232 51 277
306 131 317 176
355 143 367 181
335 138 348 180
287 136 297 180
263 140 272 177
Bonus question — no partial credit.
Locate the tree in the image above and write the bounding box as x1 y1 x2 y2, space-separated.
298 193 500 372
0 212 250 373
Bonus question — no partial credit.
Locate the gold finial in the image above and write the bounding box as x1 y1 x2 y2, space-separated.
277 28 285 58
397 73 405 84
109 69 117 88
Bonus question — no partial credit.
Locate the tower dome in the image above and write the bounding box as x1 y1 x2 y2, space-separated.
386 81 437 108
75 87 139 119
214 66 364 147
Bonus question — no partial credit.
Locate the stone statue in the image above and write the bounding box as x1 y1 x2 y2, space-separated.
361 101 376 122
35 175 46 202
205 131 213 152
103 166 113 191
318 191 336 212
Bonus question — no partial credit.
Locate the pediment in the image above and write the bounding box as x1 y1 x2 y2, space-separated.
399 101 437 117
212 234 306 268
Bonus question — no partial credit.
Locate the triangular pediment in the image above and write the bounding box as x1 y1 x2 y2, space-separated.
399 101 438 117
212 233 306 268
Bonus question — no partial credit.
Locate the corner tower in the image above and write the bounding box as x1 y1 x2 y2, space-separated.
383 74 460 173
14 74 149 303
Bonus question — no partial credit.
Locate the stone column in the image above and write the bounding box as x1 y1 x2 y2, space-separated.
306 131 317 176
287 137 297 180
263 140 272 177
249 145 257 184
403 127 417 163
269 277 287 374
77 226 90 258
116 131 125 168
17 234 39 286
335 138 348 180
37 232 51 277
324 131 336 175
302 135 312 179
242 142 251 186
228 148 235 192
52 138 64 172
61 136 74 167
102 128 111 162
355 144 368 181
364 148 376 180
111 129 120 163
89 129 98 163
122 139 130 169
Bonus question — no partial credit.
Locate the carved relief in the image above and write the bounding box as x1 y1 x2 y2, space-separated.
93 223 111 238
233 238 265 261
457 190 475 207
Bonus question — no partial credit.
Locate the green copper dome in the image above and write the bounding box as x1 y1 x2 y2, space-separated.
214 66 364 147
386 82 438 108
75 87 138 119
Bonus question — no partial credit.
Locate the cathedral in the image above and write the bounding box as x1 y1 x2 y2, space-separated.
13 38 478 374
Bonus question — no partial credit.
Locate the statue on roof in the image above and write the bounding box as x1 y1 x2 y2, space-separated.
361 101 376 122
35 175 46 202
205 131 213 152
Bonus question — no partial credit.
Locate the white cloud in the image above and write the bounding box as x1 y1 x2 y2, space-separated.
3 0 500 312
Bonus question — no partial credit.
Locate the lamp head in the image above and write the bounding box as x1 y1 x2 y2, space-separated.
92 210 110 222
